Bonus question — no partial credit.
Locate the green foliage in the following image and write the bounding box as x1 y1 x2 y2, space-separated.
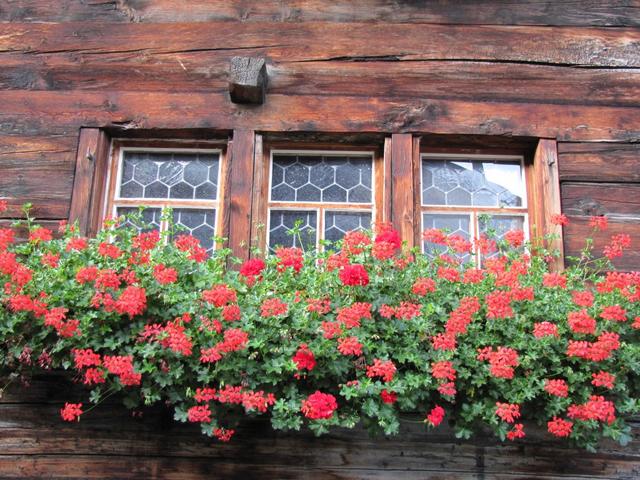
0 211 638 448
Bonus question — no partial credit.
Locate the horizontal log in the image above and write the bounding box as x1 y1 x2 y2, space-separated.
563 217 640 271
0 22 638 67
561 183 640 219
0 151 74 219
1 0 638 26
0 402 639 478
558 143 640 182
0 91 638 141
1 57 638 108
0 220 62 242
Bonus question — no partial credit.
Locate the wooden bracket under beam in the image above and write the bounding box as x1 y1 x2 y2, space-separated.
229 57 268 105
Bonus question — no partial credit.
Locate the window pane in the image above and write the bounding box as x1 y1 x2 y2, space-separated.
269 210 317 252
120 151 219 200
172 209 216 254
324 211 372 246
423 213 471 262
271 154 372 203
117 207 162 233
479 215 525 241
422 158 524 207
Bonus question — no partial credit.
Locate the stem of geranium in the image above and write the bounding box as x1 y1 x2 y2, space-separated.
82 386 118 416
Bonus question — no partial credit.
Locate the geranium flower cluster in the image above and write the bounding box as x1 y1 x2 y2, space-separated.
0 201 639 450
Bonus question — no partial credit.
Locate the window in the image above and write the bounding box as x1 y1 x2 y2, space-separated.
255 144 386 252
421 153 531 264
103 140 228 254
71 131 560 267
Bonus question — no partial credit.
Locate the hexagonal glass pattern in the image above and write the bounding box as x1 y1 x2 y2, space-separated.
172 209 216 254
423 213 471 262
479 215 525 241
324 211 372 246
117 207 162 233
268 210 317 252
271 154 372 203
119 151 219 200
422 158 524 207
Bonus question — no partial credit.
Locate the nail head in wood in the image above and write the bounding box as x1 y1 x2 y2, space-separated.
229 57 267 105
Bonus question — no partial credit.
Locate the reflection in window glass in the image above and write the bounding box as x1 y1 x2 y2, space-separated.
420 154 528 267
422 158 524 207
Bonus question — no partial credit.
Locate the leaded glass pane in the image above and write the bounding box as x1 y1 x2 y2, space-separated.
324 211 372 246
268 210 317 252
119 151 219 200
117 207 162 233
172 209 216 254
422 158 524 207
423 213 471 263
479 215 525 241
271 154 372 203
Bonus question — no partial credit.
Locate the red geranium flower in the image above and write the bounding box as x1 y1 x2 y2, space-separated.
339 264 369 287
301 391 338 420
60 402 83 422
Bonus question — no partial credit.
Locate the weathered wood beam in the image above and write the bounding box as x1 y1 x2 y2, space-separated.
229 57 267 104
0 92 638 141
227 129 256 261
390 133 415 248
68 128 110 235
531 139 563 270
3 0 639 26
0 22 637 68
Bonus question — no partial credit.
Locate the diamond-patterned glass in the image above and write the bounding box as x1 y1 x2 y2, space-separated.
423 213 471 262
117 207 162 233
324 211 372 246
271 154 372 203
172 209 216 254
268 210 317 252
119 151 219 200
422 158 524 207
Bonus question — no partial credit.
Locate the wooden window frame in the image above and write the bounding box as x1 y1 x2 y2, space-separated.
414 139 563 269
252 140 388 253
70 130 561 268
419 151 529 265
102 139 229 248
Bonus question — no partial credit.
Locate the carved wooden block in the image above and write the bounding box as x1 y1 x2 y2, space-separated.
229 57 268 104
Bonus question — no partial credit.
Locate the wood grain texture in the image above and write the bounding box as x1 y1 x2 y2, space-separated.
390 134 415 248
1 56 638 108
0 376 639 480
531 139 564 269
227 129 255 261
563 217 640 271
558 143 640 182
2 0 639 26
68 128 111 235
562 182 640 270
0 22 638 67
0 91 638 141
562 182 640 221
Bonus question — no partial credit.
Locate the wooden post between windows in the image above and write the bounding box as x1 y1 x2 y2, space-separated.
227 129 256 262
531 138 564 270
391 133 416 248
69 128 110 236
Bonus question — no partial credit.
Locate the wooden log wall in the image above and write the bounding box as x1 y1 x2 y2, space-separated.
0 1 639 478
